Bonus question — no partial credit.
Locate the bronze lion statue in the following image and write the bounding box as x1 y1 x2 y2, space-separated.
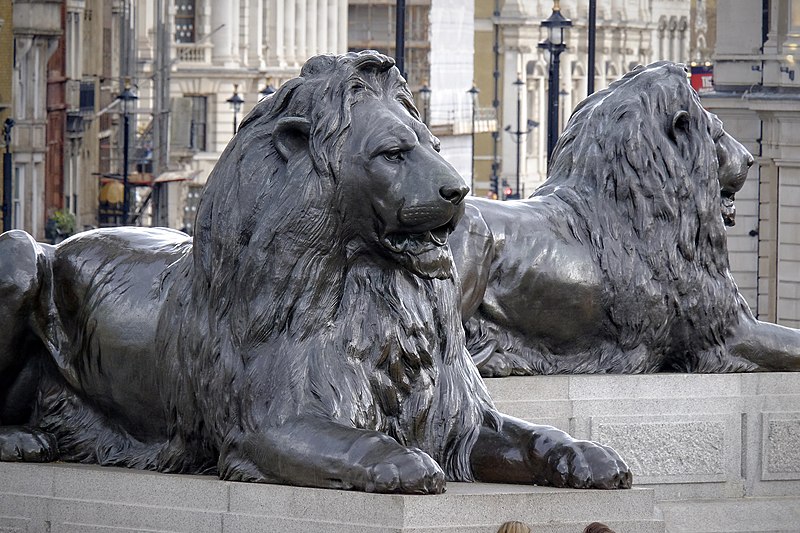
0 51 630 492
452 61 800 377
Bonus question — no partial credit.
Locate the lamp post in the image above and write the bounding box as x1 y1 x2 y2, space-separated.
587 0 597 95
227 84 244 135
259 81 276 101
117 80 138 226
538 0 572 161
467 84 480 195
395 0 406 77
419 84 431 126
503 75 536 199
2 118 14 232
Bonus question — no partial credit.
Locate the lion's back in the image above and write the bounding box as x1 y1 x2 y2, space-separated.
48 227 193 429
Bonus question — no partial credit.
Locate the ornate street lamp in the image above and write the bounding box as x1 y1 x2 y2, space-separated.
259 81 276 101
117 80 138 225
227 84 245 135
504 75 537 199
538 0 572 161
2 118 14 232
467 84 480 195
419 83 431 126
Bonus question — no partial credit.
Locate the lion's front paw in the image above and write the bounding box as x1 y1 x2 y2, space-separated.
544 440 632 489
0 426 59 462
364 446 445 494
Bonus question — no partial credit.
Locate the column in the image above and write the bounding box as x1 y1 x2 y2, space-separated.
232 0 241 63
248 0 264 68
337 0 347 54
267 0 285 66
211 0 235 64
296 0 307 63
306 0 317 58
316 0 328 55
285 0 296 65
327 0 338 53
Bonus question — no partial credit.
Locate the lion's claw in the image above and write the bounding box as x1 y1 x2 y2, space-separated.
364 446 445 494
0 426 58 462
545 440 631 489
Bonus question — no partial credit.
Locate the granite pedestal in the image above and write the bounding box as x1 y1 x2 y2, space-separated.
0 462 662 533
485 372 800 533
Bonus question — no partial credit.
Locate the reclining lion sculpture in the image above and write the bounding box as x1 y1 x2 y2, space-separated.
0 51 630 492
452 61 800 377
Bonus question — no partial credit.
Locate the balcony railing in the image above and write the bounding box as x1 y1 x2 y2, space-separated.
434 107 498 136
174 42 213 64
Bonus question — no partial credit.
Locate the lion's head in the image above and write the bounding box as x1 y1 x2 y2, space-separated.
535 61 754 371
542 61 753 232
193 51 466 292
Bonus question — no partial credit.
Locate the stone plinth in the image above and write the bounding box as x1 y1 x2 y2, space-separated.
485 372 800 533
0 462 662 533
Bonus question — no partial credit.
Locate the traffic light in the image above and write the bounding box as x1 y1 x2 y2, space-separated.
490 174 499 196
501 179 511 200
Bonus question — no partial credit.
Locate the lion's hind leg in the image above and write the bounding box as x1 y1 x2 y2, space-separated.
34 375 170 470
0 231 60 462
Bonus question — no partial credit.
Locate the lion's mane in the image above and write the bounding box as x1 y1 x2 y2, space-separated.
153 52 495 479
531 62 750 373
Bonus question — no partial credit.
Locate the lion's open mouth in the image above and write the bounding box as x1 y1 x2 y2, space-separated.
721 191 736 227
382 224 451 255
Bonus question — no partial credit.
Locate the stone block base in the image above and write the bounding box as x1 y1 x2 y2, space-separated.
0 462 662 533
485 372 800 533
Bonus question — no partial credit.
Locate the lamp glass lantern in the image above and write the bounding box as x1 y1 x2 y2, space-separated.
419 83 432 125
259 81 276 101
227 84 244 113
117 79 138 112
540 1 571 47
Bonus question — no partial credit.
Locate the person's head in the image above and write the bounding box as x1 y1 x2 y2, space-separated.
583 522 615 533
496 521 531 533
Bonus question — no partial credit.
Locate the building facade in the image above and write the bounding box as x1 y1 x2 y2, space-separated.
348 0 492 185
703 0 800 327
10 0 62 239
0 0 13 231
474 0 691 198
134 0 348 231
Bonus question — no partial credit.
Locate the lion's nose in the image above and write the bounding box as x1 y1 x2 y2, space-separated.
746 153 754 167
440 183 469 205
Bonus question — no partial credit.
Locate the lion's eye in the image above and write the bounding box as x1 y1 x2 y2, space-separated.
383 150 404 162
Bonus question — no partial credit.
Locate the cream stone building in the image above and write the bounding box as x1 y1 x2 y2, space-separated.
9 0 62 239
134 0 348 230
474 0 691 198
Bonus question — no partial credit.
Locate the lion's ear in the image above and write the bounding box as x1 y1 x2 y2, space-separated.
670 110 690 141
272 117 311 161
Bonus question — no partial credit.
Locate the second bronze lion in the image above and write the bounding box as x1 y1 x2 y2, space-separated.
452 62 800 377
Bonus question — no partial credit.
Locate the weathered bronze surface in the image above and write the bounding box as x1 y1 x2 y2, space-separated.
452 61 800 377
0 51 630 492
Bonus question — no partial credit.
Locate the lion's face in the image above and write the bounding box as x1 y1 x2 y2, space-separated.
338 95 469 279
713 117 754 226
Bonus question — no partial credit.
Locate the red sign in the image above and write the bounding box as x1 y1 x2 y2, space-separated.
691 65 714 94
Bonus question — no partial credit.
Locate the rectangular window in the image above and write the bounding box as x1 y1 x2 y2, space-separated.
79 80 95 113
13 166 24 230
189 95 207 151
182 184 203 234
175 0 196 43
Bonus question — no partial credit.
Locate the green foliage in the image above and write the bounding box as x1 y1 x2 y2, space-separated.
50 209 76 235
